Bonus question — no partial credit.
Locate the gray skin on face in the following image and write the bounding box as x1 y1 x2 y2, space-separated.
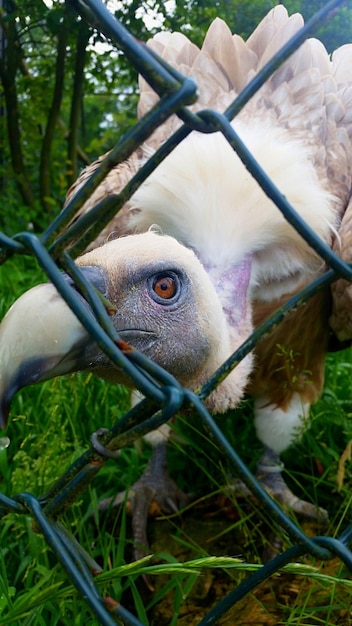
78 259 212 384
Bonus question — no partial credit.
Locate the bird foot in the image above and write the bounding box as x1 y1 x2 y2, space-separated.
228 449 328 526
129 445 192 560
228 454 328 563
256 460 328 524
97 443 192 589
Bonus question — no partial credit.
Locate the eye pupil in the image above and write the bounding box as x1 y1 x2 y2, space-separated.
153 275 177 299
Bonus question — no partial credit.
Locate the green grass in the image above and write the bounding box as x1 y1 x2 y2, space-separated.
0 255 352 624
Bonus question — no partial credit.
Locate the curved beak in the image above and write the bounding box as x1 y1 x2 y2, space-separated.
0 267 106 428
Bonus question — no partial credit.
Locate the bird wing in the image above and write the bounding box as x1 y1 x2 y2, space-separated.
64 154 141 251
329 46 352 341
66 6 352 246
330 195 352 341
139 7 352 213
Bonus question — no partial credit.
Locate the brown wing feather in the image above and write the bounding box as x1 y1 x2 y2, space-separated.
330 195 352 341
328 45 352 342
250 288 330 407
64 153 141 250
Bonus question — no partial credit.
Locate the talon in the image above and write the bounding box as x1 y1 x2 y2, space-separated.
164 496 181 515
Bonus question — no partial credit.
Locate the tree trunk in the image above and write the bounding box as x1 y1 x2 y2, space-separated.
0 2 35 209
66 20 91 187
39 1 71 212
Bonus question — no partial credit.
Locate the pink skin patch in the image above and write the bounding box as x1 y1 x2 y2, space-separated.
204 257 252 328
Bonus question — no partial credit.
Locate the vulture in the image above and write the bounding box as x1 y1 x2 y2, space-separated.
1 6 352 552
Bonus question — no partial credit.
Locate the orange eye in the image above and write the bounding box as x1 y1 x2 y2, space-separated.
153 275 177 299
148 271 181 305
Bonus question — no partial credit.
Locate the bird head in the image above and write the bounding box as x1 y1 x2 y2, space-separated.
0 231 253 428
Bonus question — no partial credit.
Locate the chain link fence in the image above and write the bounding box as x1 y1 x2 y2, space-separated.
1 0 352 623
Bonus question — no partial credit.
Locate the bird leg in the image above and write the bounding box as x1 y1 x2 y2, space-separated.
98 441 192 565
255 446 328 524
250 394 328 524
130 441 192 561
